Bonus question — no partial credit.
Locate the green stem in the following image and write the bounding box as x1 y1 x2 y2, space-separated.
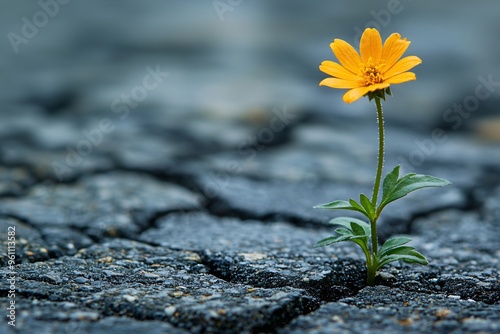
371 97 385 209
365 246 375 286
367 263 376 286
367 96 385 286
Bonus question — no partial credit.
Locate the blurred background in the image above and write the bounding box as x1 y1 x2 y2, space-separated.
0 0 499 187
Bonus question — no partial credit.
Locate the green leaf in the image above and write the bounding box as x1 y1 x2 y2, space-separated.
329 217 371 234
377 249 428 269
382 166 400 203
380 246 415 257
350 222 368 238
349 222 369 255
335 228 353 236
314 200 359 211
314 199 372 219
359 193 375 219
349 199 367 215
379 236 412 257
402 250 429 264
314 234 352 247
380 170 451 208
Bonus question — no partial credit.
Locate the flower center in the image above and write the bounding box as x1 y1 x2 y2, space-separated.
360 59 384 85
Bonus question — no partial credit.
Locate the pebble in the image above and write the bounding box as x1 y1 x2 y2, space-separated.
75 277 89 284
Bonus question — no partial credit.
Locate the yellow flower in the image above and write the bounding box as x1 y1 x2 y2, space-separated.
319 28 422 104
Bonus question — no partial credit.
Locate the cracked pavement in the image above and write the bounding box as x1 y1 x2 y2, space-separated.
1 1 500 333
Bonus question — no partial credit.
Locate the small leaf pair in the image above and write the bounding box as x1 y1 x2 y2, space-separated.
315 165 450 218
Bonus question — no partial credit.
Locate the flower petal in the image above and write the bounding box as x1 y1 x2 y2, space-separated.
384 56 422 79
330 39 362 74
320 77 362 89
343 87 371 104
319 61 360 80
342 83 390 104
382 33 411 70
360 28 383 64
384 72 416 84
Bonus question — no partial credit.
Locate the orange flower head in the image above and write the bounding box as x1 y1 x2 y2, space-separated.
319 28 422 104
